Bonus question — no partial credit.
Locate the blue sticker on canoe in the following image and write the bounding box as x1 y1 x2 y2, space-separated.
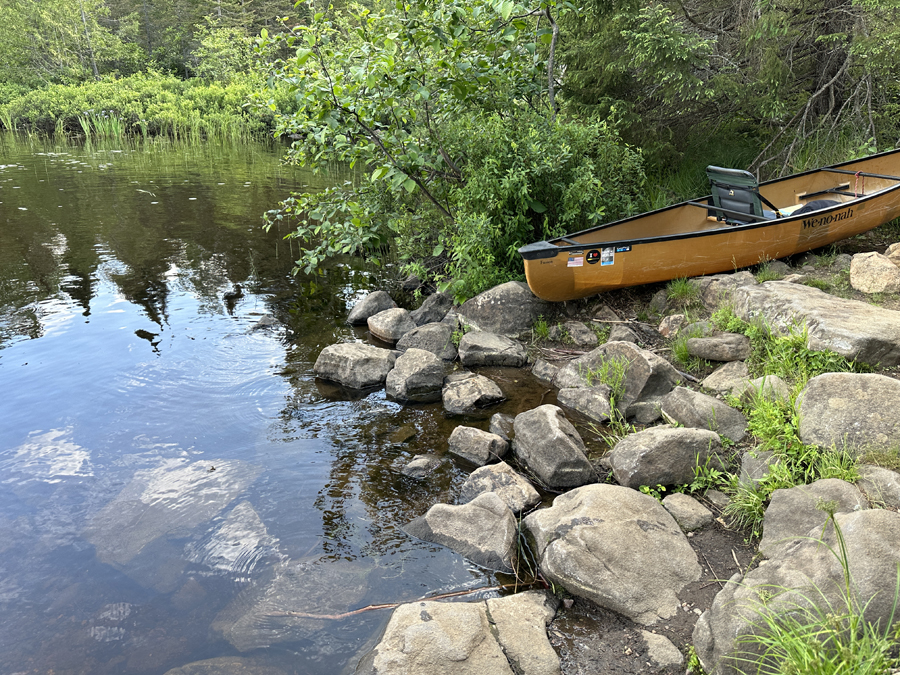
616 245 632 253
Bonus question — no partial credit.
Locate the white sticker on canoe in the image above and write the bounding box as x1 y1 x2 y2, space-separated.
600 247 615 266
567 256 584 267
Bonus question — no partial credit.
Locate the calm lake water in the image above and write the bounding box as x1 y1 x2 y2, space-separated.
0 134 553 675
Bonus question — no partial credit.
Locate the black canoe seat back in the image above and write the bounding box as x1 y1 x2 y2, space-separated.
706 165 781 224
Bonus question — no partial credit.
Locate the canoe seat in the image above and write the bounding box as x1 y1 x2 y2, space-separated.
706 166 782 224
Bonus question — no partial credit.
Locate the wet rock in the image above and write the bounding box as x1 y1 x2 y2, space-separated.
796 373 900 450
850 251 900 293
738 450 777 488
640 631 684 669
456 281 551 338
442 372 505 415
524 484 701 625
701 360 750 395
385 348 444 403
403 492 518 572
485 591 560 675
856 464 900 509
557 385 612 425
368 308 417 343
609 426 722 489
448 426 509 466
734 374 790 404
251 314 278 330
759 478 867 558
686 333 751 361
694 510 900 675
549 321 598 347
458 462 540 514
531 359 559 384
658 314 686 338
660 386 747 442
396 322 458 361
661 493 713 532
163 657 287 675
409 291 453 326
458 332 527 368
488 413 515 442
348 290 396 325
213 559 370 651
401 454 444 479
184 501 281 575
513 405 595 489
731 281 900 366
314 343 398 389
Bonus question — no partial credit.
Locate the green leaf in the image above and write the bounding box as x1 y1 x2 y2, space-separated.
499 1 514 20
402 178 417 192
529 200 547 213
433 244 445 256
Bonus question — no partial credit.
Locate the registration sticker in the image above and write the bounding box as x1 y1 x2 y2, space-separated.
600 247 615 266
567 256 584 267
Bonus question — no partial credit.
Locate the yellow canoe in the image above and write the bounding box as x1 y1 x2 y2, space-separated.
519 149 900 302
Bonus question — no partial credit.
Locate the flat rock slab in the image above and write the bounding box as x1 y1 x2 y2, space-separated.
368 308 416 343
348 290 396 325
759 478 867 558
660 386 747 442
701 361 750 395
442 372 505 415
524 484 701 625
448 426 508 466
403 492 517 572
513 405 595 489
458 461 540 514
609 426 722 489
458 331 527 367
731 280 900 366
396 322 458 361
314 343 398 389
385 348 444 403
457 281 551 338
797 372 900 450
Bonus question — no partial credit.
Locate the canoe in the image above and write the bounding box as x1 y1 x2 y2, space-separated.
518 148 900 302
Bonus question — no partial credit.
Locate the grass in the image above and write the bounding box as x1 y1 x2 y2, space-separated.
666 276 702 309
580 356 635 442
755 261 784 282
858 445 900 472
532 315 549 341
671 322 706 371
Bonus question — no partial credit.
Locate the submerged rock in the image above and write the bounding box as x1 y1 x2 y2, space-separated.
184 501 281 576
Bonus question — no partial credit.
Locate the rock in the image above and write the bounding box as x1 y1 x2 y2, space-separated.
850 251 900 293
485 592 560 675
409 292 453 326
758 478 867 558
448 426 509 466
738 450 777 488
734 374 790 404
403 492 518 572
648 289 669 315
686 333 751 361
401 274 424 292
347 290 397 325
608 426 722 489
660 387 747 442
592 303 621 324
886 242 900 267
705 489 730 510
831 253 852 271
184 501 280 575
557 386 612 425
661 493 713 532
608 325 639 343
401 454 444 479
488 413 515 442
658 314 686 338
696 272 758 309
731 281 900 366
701 361 750 395
523 484 701 625
251 314 278 330
513 405 596 489
368 308 417 343
163 657 287 675
856 464 900 509
390 425 417 444
796 373 900 450
559 321 599 347
357 600 515 675
458 462 540 514
531 359 560 384
781 273 807 283
640 631 684 669
314 343 398 389
385 348 445 403
456 281 551 338
442 372 505 415
625 398 663 424
458 332 527 368
396 322 458 361
694 509 900 675
213 559 370 651
762 260 791 276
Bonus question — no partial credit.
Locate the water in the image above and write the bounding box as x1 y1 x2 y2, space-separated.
0 134 556 675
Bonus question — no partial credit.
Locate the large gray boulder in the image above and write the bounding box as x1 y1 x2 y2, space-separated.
850 251 900 293
456 281 551 338
347 290 396 325
314 343 398 389
796 373 900 450
758 478 867 558
608 426 722 489
730 281 900 366
458 332 527 368
524 484 701 625
694 509 900 675
403 492 518 572
447 426 509 466
385 348 444 403
458 462 540 514
409 292 453 326
513 405 596 489
442 372 505 415
368 308 416 343
396 322 458 361
660 386 747 442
